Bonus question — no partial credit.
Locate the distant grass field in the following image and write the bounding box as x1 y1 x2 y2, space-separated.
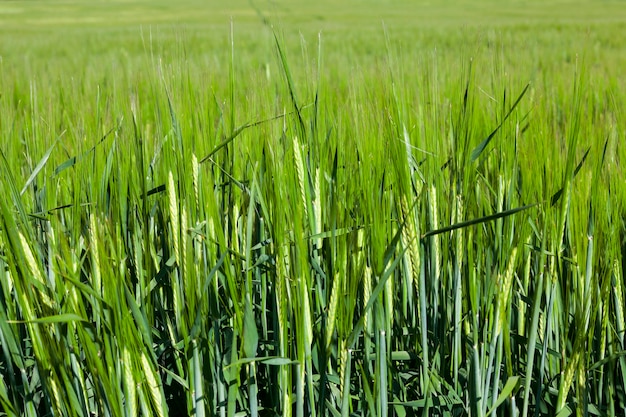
1 1 626 416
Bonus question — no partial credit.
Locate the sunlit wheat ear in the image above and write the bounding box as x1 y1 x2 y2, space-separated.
557 349 581 414
313 167 322 249
47 373 63 416
122 346 138 417
613 259 625 345
360 264 372 342
428 184 440 280
192 153 200 212
301 278 314 351
293 136 308 219
338 341 348 401
399 195 419 298
88 214 102 296
18 231 55 311
398 194 421 330
496 247 517 335
326 269 340 351
180 204 188 278
168 171 180 265
140 350 167 417
359 229 372 332
518 235 532 334
274 241 289 350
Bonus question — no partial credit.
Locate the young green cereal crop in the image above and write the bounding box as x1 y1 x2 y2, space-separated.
0 1 625 416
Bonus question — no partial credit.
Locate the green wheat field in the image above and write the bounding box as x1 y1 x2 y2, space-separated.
1 0 625 416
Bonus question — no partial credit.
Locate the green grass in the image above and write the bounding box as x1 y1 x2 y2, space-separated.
1 1 625 416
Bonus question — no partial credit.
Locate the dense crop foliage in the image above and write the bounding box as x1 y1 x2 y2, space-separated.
1 1 625 416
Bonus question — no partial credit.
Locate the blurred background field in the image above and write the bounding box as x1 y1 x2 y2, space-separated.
1 0 625 190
